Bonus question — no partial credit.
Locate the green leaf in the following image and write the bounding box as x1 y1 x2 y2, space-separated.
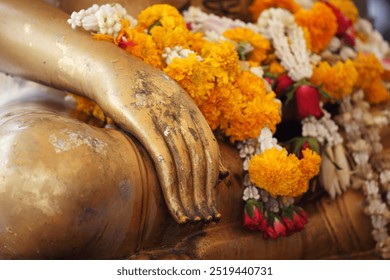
237 42 247 61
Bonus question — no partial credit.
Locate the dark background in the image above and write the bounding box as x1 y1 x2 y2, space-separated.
358 0 390 42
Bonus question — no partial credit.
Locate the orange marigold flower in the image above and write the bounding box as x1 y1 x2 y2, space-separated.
329 0 359 23
136 4 186 32
249 0 300 21
163 54 214 106
71 95 112 124
93 19 163 68
269 61 285 75
353 52 383 89
201 41 241 87
119 28 163 68
295 2 338 53
310 60 358 100
220 71 281 141
353 52 389 104
364 78 389 104
223 27 271 63
248 148 320 197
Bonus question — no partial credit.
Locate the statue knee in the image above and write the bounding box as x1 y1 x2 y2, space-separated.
0 109 150 259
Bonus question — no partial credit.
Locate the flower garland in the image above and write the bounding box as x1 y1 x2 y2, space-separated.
257 8 313 81
67 0 390 250
336 90 390 259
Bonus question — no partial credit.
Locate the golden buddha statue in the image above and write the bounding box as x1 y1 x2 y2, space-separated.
0 0 380 259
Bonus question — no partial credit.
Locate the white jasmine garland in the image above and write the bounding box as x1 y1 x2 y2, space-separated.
67 3 137 37
242 186 260 201
257 8 312 81
162 46 202 65
355 18 390 60
301 110 343 147
183 6 259 35
338 90 390 259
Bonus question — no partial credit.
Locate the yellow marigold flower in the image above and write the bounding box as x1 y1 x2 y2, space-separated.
329 0 359 23
71 95 112 124
136 4 186 32
269 61 285 75
120 28 163 68
295 2 338 53
249 148 320 197
201 41 241 87
353 52 383 90
249 0 300 21
150 26 190 50
220 71 281 141
296 148 321 196
248 148 301 197
353 52 389 103
198 86 237 130
310 60 358 100
164 54 214 106
222 27 270 63
364 78 389 104
94 19 163 68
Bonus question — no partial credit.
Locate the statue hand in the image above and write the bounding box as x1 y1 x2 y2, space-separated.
97 58 221 223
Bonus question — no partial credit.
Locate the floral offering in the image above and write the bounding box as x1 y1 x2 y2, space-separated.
68 0 390 258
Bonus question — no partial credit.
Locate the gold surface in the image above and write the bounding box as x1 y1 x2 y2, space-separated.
0 0 221 224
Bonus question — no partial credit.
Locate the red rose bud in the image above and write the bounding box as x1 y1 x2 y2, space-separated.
295 207 308 222
295 85 324 120
243 205 267 231
323 1 352 34
263 225 278 239
263 215 287 239
274 74 294 97
281 215 296 235
291 208 308 231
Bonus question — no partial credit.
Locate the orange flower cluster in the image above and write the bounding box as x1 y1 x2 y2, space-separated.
249 0 300 21
294 2 338 53
353 52 389 104
248 148 321 197
310 60 358 100
223 27 271 64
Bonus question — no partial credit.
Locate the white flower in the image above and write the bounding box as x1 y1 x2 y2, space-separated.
301 112 342 147
67 3 137 37
162 46 202 65
257 127 283 153
339 47 356 61
371 215 389 229
257 8 312 81
183 6 259 36
243 186 260 201
249 66 264 78
366 198 387 215
355 18 390 60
